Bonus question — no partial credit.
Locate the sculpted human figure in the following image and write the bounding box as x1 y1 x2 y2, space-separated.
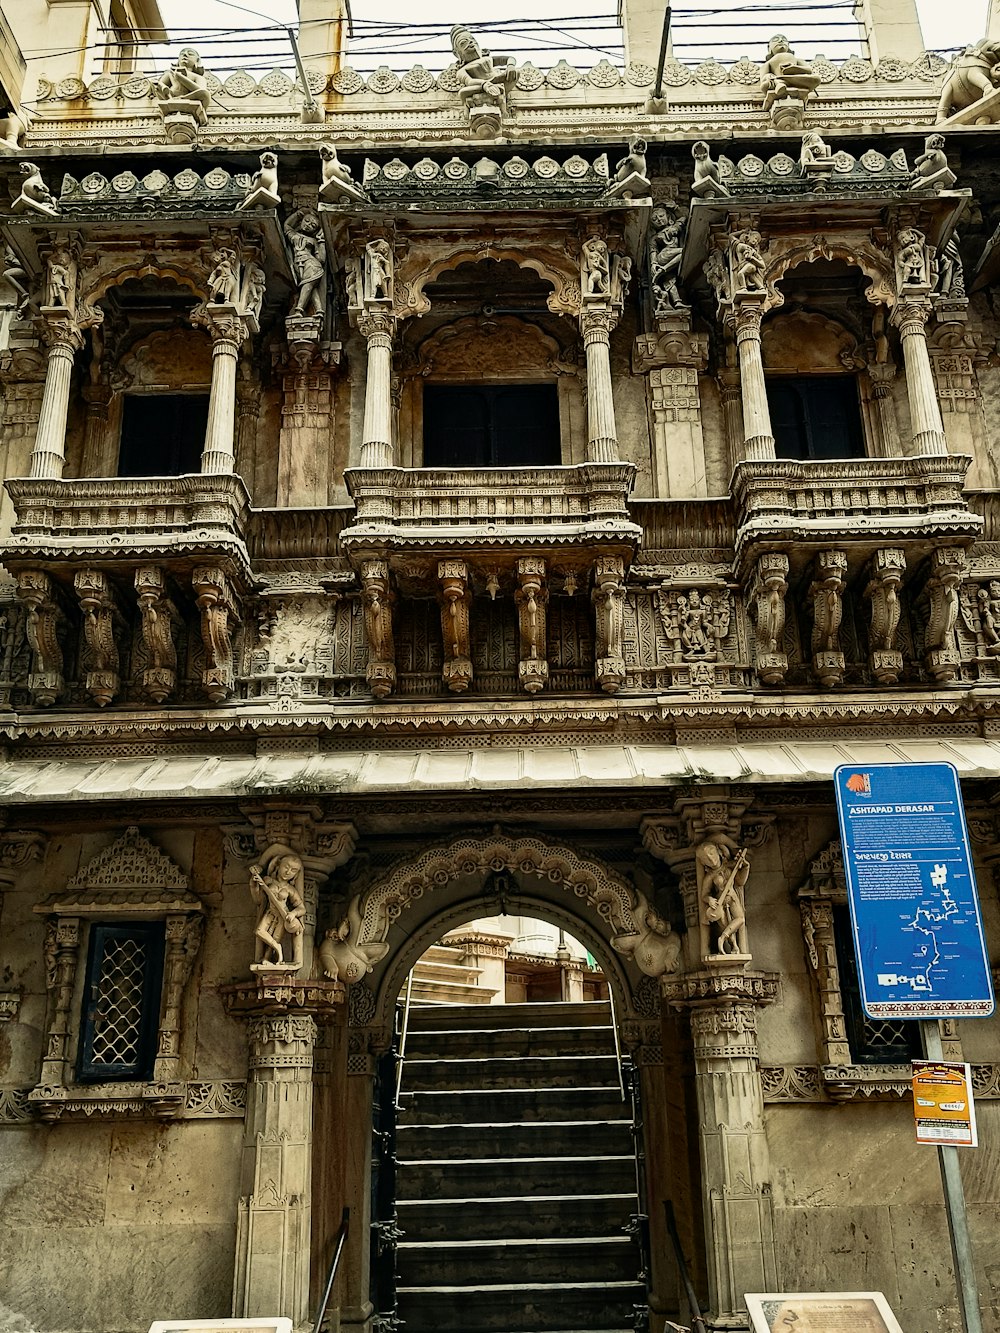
897 228 927 287
46 249 72 309
365 238 393 303
733 230 766 293
249 847 306 969
3 247 29 311
937 39 1000 121
691 141 729 198
285 210 326 317
695 839 751 958
650 206 685 312
760 34 820 113
242 261 266 321
978 581 1000 650
153 47 211 112
12 162 58 216
450 24 517 114
207 248 240 306
935 233 965 298
582 236 611 299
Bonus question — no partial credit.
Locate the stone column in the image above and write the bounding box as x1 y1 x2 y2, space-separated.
225 979 346 1324
892 300 947 455
582 311 620 463
733 303 775 462
30 322 86 479
717 365 745 473
867 363 899 457
633 330 710 497
359 312 395 468
276 321 342 505
198 310 247 474
663 971 780 1327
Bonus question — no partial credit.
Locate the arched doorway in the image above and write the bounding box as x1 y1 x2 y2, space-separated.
319 831 703 1333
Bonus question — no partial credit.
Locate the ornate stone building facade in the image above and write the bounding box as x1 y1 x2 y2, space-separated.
1 1 1000 1331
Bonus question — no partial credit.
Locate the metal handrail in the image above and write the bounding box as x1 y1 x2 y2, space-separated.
607 981 627 1102
394 968 415 1109
312 1206 350 1333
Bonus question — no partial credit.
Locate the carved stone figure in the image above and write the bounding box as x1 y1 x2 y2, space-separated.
364 238 393 304
800 130 834 188
319 895 390 983
935 234 965 299
695 838 751 958
607 136 651 200
911 134 957 192
660 588 731 662
450 24 517 136
581 236 611 300
153 47 212 113
732 230 766 294
691 141 729 198
239 151 280 210
937 39 1000 122
961 581 1000 655
242 261 266 322
45 249 72 310
649 206 686 314
760 34 820 128
11 162 58 217
897 227 927 288
249 845 306 971
610 889 681 978
318 143 366 203
3 247 29 311
207 248 240 306
285 210 326 318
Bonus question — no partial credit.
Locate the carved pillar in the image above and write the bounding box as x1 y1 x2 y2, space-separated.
892 299 947 455
16 569 66 706
581 311 620 463
360 558 396 699
359 312 396 469
275 331 342 505
867 362 899 457
153 914 204 1085
592 555 626 693
196 308 247 474
663 973 780 1327
235 363 262 484
633 331 710 497
515 557 549 694
74 569 121 707
192 565 239 703
135 565 180 704
807 549 847 688
733 303 775 462
30 322 85 479
33 917 80 1101
798 898 852 1068
865 548 905 684
748 553 788 686
717 364 745 471
81 381 114 476
923 545 965 683
438 559 473 694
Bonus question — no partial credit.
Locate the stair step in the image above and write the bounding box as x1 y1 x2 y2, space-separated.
403 1024 617 1059
397 1235 639 1285
403 1053 620 1091
397 1154 636 1199
405 1000 613 1032
396 1192 638 1241
397 1118 634 1160
400 1085 628 1124
395 1280 644 1333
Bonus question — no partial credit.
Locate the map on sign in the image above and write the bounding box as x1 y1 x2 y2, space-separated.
834 762 995 1019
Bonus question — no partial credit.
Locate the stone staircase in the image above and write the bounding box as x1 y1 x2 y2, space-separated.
394 1000 644 1333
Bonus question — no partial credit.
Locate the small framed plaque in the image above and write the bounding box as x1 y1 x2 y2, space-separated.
745 1292 904 1333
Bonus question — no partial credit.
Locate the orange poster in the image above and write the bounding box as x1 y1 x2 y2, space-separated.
912 1061 978 1147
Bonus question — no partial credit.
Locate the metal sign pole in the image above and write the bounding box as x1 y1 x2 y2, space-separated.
919 1019 983 1333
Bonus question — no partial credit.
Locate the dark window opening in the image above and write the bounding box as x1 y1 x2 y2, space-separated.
423 384 561 468
79 921 165 1082
118 394 208 477
833 905 921 1065
766 376 865 462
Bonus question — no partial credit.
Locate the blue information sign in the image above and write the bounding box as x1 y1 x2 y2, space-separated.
834 762 995 1020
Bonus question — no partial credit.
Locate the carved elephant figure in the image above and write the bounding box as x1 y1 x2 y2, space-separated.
610 890 682 978
319 895 389 984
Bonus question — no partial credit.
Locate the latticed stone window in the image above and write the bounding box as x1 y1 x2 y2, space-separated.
79 923 165 1081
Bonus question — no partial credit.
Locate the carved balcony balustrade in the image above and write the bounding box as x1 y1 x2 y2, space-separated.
0 474 251 708
732 454 982 688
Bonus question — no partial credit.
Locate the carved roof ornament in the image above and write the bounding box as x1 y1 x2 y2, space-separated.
760 33 820 130
34 826 203 916
449 24 518 139
937 39 1000 126
55 165 253 217
11 163 58 218
152 46 211 144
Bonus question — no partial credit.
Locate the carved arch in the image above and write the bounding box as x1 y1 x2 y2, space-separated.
397 245 581 318
84 261 206 306
764 239 896 311
406 313 577 381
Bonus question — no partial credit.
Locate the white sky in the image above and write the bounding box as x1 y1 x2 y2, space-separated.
151 0 991 72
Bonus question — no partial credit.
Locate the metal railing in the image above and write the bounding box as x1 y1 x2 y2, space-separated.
394 968 415 1109
312 1206 350 1333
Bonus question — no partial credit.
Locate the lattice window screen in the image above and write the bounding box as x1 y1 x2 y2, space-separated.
79 922 165 1081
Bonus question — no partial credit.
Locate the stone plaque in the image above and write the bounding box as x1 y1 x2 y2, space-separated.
746 1293 904 1333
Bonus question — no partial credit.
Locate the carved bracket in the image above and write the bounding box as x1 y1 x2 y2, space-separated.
73 568 123 707
515 557 549 694
361 558 396 699
592 555 626 694
748 552 788 686
135 565 181 704
865 548 906 684
922 546 965 683
807 549 847 688
16 569 66 707
438 560 473 694
191 565 240 703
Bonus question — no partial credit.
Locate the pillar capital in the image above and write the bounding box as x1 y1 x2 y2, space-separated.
192 302 248 348
890 296 933 335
